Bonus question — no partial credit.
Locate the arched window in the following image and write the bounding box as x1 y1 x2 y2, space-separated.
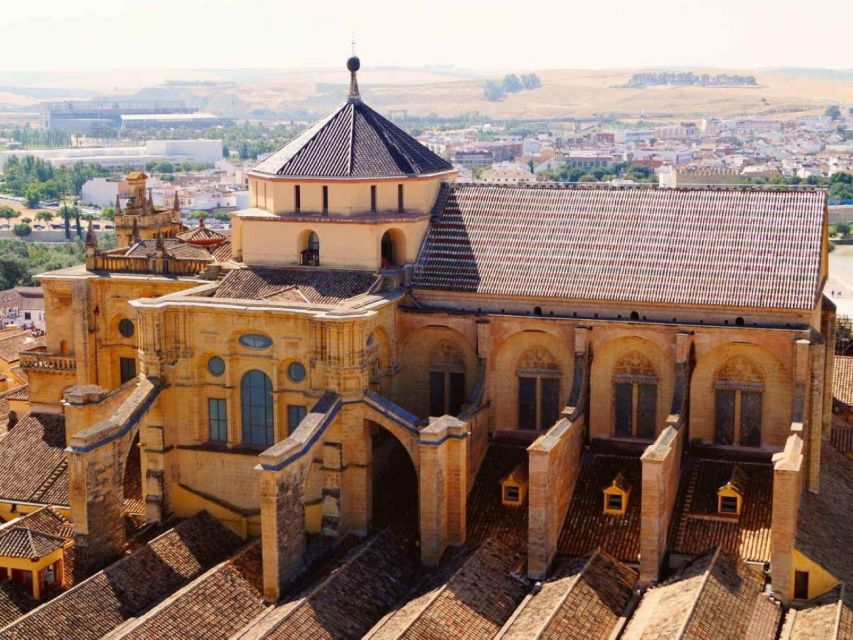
301 231 319 266
241 370 273 446
613 351 658 439
428 341 466 416
381 231 395 268
714 357 763 447
516 346 561 430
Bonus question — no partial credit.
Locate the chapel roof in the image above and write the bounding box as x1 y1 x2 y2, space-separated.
0 527 65 560
0 413 68 507
252 61 452 179
412 184 826 310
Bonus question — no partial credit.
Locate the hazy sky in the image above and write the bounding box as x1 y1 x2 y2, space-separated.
4 0 852 72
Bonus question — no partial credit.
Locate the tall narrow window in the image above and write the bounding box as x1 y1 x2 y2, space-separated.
119 357 136 384
208 398 227 442
241 370 273 446
294 185 301 213
428 341 467 417
713 357 764 448
287 404 307 435
397 184 404 212
516 347 562 430
370 185 377 212
302 231 320 266
612 352 658 439
322 185 329 214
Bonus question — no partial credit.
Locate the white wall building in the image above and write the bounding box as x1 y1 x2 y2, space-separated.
0 139 223 169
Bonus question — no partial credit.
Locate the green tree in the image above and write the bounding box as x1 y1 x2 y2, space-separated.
12 223 31 237
101 206 115 221
503 74 523 93
35 211 53 224
0 257 28 289
835 222 850 237
62 203 71 241
579 173 598 182
483 80 505 102
24 184 42 208
825 105 842 120
0 206 19 226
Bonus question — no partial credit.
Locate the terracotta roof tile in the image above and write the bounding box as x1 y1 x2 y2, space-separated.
796 442 853 586
261 529 423 639
669 458 773 562
123 238 216 261
0 527 64 559
782 591 853 640
253 101 452 179
466 444 529 553
11 506 73 540
622 548 780 640
412 184 826 310
0 332 42 364
833 356 853 409
0 413 67 506
369 538 529 640
499 549 637 640
557 453 642 563
0 385 28 402
116 541 265 640
0 581 35 628
212 266 380 307
1 511 243 640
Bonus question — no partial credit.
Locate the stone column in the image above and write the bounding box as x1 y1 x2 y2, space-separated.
259 460 309 602
770 434 804 604
418 416 468 566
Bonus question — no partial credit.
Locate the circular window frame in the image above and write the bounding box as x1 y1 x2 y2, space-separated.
118 319 135 338
287 361 307 383
207 356 225 377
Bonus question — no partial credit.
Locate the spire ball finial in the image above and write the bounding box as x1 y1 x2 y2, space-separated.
347 55 360 72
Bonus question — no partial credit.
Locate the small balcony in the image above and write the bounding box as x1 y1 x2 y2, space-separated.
19 347 77 372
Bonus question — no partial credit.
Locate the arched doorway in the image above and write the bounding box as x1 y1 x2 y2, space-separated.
300 230 320 266
380 229 405 268
369 422 418 538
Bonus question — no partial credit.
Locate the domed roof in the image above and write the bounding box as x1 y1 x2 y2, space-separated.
252 59 453 180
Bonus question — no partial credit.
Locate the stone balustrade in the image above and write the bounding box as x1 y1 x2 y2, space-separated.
20 347 77 372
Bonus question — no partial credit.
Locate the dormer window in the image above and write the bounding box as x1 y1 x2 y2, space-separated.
717 465 746 516
500 462 528 507
603 472 632 516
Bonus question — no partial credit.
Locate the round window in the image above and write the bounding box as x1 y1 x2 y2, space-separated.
288 361 306 382
118 319 135 338
207 356 225 376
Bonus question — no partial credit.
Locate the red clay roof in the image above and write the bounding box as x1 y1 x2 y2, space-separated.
0 413 67 507
412 185 826 310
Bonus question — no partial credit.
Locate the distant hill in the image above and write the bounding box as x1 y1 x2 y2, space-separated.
0 66 849 122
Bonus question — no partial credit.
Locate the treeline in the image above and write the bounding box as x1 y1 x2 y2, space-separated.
625 72 757 87
538 162 656 184
0 239 84 289
0 126 71 149
0 156 112 207
483 74 542 102
144 160 213 174
740 172 852 201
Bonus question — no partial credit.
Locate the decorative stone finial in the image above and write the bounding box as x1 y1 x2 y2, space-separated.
198 216 205 229
85 219 98 248
131 217 140 242
347 55 361 103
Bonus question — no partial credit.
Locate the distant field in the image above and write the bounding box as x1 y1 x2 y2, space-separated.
0 66 850 121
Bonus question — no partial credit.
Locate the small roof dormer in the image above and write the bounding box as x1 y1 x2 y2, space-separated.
603 472 632 516
717 465 747 516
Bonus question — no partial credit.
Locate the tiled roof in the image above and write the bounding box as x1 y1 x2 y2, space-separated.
253 101 453 179
466 444 529 552
830 417 853 456
780 588 853 640
257 529 423 639
557 453 642 563
833 356 853 409
115 541 264 640
622 548 781 640
176 220 228 246
498 549 637 640
12 506 73 540
0 332 42 364
123 238 216 261
0 413 67 506
0 385 28 402
0 581 35 628
368 538 529 640
669 458 773 562
212 266 380 306
412 185 826 310
796 441 853 586
0 288 43 311
2 511 242 640
0 527 64 559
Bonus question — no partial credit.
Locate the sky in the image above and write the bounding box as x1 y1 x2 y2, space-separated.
3 0 852 72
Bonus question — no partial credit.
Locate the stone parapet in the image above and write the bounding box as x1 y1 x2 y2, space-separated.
770 430 804 604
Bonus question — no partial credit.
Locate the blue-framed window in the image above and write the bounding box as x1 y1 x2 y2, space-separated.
208 398 227 442
287 405 307 434
241 370 273 446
